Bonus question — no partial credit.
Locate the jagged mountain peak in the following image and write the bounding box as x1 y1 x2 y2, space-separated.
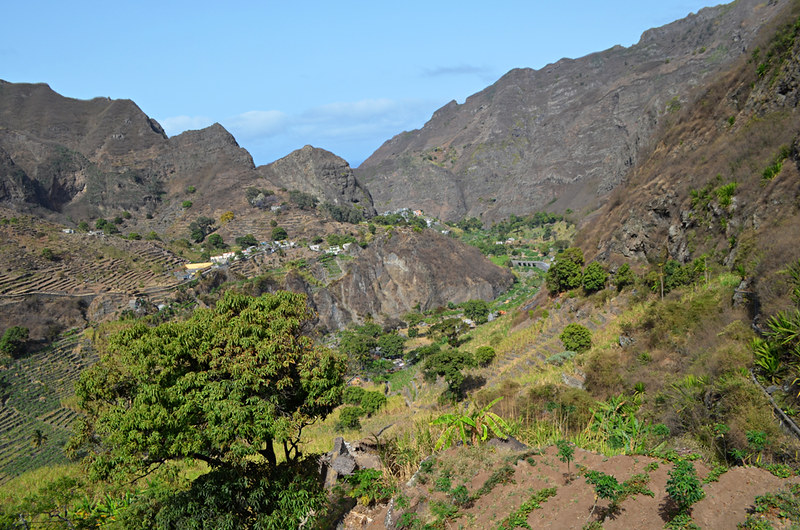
356 0 788 222
259 144 375 215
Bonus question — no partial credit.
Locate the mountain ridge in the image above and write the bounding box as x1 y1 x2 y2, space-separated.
355 0 788 222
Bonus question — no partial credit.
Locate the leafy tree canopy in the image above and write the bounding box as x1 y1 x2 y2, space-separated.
270 226 288 241
205 232 225 250
423 348 473 401
235 234 258 248
546 247 585 294
560 323 592 353
189 216 215 243
614 263 636 291
462 299 490 324
0 326 29 358
377 332 406 358
430 317 469 347
288 190 319 210
474 346 496 367
69 291 346 481
582 262 608 293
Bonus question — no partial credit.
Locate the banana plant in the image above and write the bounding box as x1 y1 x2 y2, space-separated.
766 309 800 357
752 337 784 384
431 397 510 451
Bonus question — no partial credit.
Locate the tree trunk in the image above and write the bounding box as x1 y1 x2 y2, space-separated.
263 438 276 468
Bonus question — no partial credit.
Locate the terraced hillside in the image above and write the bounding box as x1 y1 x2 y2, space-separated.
0 333 97 485
0 215 186 300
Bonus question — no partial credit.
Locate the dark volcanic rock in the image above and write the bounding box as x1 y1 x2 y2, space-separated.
0 81 262 222
307 229 514 330
259 145 375 216
356 0 787 222
0 80 166 160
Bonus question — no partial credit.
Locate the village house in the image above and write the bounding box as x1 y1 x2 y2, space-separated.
210 252 236 264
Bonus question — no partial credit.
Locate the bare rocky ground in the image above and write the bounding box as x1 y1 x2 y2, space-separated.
341 444 797 529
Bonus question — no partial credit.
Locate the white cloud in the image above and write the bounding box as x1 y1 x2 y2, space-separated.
422 64 491 78
306 99 400 120
161 98 442 165
224 110 288 140
159 115 214 137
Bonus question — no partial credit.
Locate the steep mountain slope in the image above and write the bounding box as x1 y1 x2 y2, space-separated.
577 1 800 317
0 82 375 235
0 81 510 335
356 0 788 222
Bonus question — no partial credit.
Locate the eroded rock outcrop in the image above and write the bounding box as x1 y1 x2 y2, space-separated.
306 229 514 330
259 145 375 216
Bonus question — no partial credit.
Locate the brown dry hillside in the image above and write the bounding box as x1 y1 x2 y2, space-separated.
577 1 800 316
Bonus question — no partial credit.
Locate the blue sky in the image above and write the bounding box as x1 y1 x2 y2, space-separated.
2 1 721 167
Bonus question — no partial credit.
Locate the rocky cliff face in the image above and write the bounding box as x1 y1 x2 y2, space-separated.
259 145 375 216
0 81 266 224
302 229 514 330
0 83 377 233
576 2 800 315
0 80 167 160
0 81 169 216
356 0 788 222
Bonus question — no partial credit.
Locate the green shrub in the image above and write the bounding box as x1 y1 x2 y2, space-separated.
433 474 452 492
377 333 406 358
716 182 738 208
206 233 225 250
666 460 705 514
41 247 56 261
342 469 394 506
337 406 364 430
462 299 490 324
546 350 576 366
235 234 258 248
288 190 319 210
559 324 592 353
360 391 387 416
181 200 193 209
0 326 29 358
451 485 470 507
342 386 366 405
189 216 215 243
583 262 608 293
271 226 288 241
546 247 584 294
474 346 496 367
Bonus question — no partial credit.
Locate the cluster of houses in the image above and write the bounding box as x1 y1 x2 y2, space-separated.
180 238 358 280
308 242 353 255
383 207 438 228
179 240 299 279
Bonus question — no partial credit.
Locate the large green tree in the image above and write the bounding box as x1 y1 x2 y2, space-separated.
0 326 29 358
188 216 215 243
582 262 608 293
461 299 490 324
70 291 346 479
547 247 585 294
